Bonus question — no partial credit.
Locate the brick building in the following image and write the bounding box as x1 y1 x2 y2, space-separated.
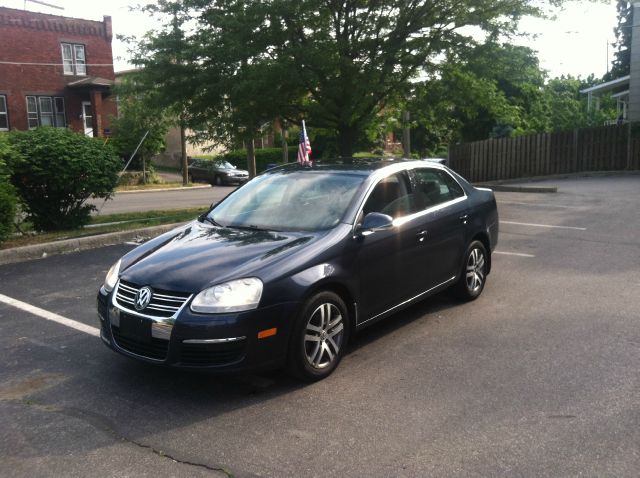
0 7 116 137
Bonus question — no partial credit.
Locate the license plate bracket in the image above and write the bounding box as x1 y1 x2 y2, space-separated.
119 314 152 343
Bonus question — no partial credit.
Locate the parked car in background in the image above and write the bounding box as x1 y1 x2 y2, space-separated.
188 158 249 186
97 159 498 381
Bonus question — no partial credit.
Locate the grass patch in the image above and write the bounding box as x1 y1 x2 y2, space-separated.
2 207 208 250
115 181 198 192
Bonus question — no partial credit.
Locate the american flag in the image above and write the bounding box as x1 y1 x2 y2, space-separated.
297 120 312 166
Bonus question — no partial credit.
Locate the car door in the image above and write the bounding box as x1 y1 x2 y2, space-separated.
354 171 422 321
190 160 206 181
407 167 469 288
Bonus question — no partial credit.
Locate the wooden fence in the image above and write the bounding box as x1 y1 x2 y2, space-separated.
448 124 640 183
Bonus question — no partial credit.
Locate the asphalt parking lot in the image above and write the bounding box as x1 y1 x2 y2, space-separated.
1 175 639 477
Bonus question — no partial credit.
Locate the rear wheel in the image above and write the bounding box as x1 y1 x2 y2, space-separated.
287 291 349 381
453 240 488 301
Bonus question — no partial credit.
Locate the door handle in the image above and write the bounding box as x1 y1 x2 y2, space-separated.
416 230 428 242
459 214 469 224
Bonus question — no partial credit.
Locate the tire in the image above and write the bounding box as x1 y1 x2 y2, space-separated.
287 291 350 382
215 175 223 186
453 240 488 301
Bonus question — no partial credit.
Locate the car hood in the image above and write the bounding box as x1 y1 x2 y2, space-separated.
119 221 320 293
224 168 248 174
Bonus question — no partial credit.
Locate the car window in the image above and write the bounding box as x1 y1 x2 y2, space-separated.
411 168 464 211
362 172 411 219
210 171 365 231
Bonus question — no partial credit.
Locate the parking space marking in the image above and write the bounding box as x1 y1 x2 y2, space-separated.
0 293 99 337
494 251 535 258
498 200 581 209
500 220 586 231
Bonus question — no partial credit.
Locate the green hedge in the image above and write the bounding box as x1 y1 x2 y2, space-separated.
9 128 121 231
0 134 17 242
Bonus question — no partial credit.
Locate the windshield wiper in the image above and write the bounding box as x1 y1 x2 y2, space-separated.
226 224 274 232
199 215 223 227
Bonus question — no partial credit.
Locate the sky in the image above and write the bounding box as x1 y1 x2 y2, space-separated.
0 0 620 79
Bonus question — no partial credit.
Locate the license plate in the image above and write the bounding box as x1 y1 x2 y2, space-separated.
119 314 152 343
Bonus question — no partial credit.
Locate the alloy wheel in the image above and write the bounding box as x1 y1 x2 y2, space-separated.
304 303 345 369
466 247 486 293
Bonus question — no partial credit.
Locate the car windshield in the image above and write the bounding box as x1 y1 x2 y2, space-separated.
215 161 236 169
208 171 366 231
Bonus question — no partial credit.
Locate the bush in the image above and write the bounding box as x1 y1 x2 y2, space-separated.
9 128 121 231
0 134 18 242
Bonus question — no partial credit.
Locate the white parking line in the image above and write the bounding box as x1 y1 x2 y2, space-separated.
0 293 99 337
494 251 535 258
500 220 586 231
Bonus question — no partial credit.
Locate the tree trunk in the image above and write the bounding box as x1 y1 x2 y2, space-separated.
338 126 356 159
247 137 257 178
180 124 188 185
282 127 289 163
402 110 411 158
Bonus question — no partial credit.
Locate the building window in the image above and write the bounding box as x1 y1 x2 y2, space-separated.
0 95 8 131
26 96 66 128
61 43 87 76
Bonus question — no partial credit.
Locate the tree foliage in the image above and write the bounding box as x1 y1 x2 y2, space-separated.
0 134 18 241
8 128 120 231
128 0 566 157
109 89 170 171
607 0 632 80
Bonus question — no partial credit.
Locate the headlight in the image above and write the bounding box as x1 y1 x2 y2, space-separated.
103 259 121 293
190 278 263 313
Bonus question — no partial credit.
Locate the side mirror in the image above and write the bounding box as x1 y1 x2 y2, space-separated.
357 212 393 236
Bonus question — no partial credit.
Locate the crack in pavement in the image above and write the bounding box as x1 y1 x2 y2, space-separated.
9 398 235 477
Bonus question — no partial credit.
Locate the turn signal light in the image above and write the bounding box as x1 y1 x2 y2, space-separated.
258 327 277 339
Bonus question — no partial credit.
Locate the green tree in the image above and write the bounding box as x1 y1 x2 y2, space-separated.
131 0 568 158
607 0 632 80
110 91 170 181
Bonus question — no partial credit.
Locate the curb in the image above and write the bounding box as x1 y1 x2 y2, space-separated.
474 184 558 193
0 222 184 266
116 185 212 194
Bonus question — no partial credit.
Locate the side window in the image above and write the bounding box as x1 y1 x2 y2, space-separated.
0 95 8 131
361 172 411 220
412 169 465 211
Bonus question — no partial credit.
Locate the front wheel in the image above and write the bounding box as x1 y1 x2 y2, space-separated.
287 291 349 382
215 175 223 186
453 240 488 301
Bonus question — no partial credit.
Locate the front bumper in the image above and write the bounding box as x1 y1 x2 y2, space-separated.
97 287 298 372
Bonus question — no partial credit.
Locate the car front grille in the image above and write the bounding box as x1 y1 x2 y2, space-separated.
115 280 191 318
179 341 246 366
112 325 169 360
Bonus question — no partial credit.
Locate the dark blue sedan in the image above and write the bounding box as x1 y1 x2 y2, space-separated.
97 159 499 381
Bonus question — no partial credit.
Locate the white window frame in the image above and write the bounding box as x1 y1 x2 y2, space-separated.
60 43 87 76
0 95 8 131
25 96 66 129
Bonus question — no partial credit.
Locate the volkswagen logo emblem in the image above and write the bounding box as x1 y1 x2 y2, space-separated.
134 286 153 311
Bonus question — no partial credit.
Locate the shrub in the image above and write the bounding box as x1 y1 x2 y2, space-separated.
9 128 120 231
0 134 18 242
